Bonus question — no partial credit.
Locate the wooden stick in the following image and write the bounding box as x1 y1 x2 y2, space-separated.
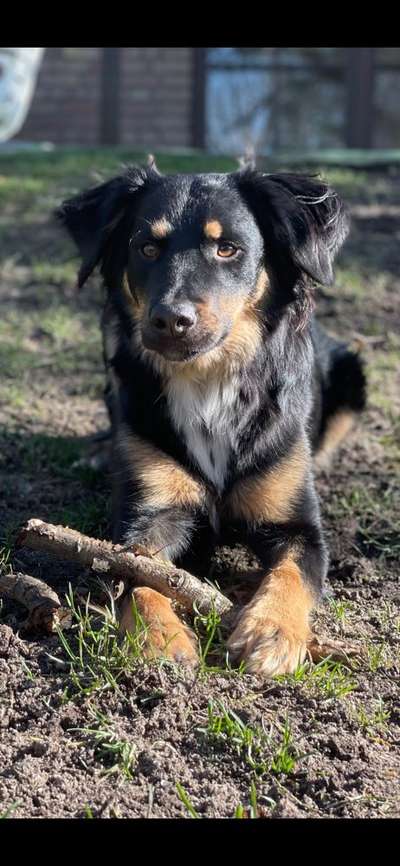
0 572 72 634
307 634 363 664
16 519 234 617
14 519 363 664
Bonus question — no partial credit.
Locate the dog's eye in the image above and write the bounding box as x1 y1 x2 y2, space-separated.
217 242 238 258
141 243 160 260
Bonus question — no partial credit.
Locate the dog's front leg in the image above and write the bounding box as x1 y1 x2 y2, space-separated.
112 428 205 667
119 585 199 668
116 503 201 668
227 541 323 677
225 453 328 677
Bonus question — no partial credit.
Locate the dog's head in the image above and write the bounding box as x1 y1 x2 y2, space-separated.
57 160 349 363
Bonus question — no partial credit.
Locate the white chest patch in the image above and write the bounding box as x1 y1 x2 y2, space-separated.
167 376 238 493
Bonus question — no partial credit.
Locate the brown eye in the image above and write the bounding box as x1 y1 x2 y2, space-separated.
217 242 237 258
141 242 160 259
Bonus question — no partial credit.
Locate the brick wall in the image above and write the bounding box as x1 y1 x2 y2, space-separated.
16 47 195 148
120 47 193 148
16 48 102 145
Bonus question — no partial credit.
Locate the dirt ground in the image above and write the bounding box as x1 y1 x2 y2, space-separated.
0 153 399 819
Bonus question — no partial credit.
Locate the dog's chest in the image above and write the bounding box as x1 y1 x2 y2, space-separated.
166 377 238 493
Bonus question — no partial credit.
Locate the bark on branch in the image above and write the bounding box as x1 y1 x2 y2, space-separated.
16 518 233 617
0 571 72 633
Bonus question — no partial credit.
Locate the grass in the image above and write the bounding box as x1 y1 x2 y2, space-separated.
328 598 352 627
176 783 200 818
234 781 260 819
200 700 263 769
280 658 357 699
270 719 298 775
1 149 396 203
73 707 137 779
326 482 400 559
0 149 239 219
193 603 225 670
0 542 12 573
59 496 109 537
354 698 390 734
53 587 149 699
366 642 390 673
197 700 300 777
304 660 357 699
177 779 273 819
0 802 21 819
21 661 36 682
0 428 109 537
12 432 86 476
378 601 400 632
193 602 245 675
334 266 366 298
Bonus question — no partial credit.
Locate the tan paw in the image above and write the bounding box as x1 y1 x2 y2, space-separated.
227 613 308 677
119 587 199 669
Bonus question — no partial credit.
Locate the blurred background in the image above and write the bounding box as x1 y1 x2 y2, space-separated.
1 47 400 157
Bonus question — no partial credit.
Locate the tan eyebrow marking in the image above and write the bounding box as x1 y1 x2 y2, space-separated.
204 219 223 240
150 217 173 238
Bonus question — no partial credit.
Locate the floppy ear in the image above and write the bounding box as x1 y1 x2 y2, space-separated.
55 163 159 288
235 169 349 287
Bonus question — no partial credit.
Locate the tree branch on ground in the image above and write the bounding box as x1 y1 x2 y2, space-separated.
12 519 364 664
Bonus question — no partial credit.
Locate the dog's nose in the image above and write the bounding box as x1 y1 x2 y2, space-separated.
150 303 196 337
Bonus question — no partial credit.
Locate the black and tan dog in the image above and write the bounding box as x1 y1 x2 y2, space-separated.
57 158 366 677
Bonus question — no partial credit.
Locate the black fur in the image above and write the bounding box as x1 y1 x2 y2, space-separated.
56 162 366 605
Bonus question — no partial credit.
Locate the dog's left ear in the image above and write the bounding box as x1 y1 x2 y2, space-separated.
56 163 159 287
235 169 349 287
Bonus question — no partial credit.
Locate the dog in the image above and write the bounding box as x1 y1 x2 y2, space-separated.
56 158 366 677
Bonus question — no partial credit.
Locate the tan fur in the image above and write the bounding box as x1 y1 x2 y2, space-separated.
119 586 199 667
123 273 146 315
219 308 262 367
117 427 205 511
204 219 223 240
227 555 314 676
251 268 269 305
314 409 356 471
226 438 310 524
195 300 220 334
150 217 173 239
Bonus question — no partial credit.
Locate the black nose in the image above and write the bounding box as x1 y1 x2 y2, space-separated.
149 303 196 337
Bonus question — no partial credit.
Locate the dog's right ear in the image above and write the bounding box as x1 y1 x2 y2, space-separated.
55 164 159 288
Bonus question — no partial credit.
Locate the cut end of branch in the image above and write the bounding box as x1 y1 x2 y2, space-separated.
23 604 73 635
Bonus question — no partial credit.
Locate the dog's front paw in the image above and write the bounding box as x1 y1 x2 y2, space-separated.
119 587 199 669
227 611 308 677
